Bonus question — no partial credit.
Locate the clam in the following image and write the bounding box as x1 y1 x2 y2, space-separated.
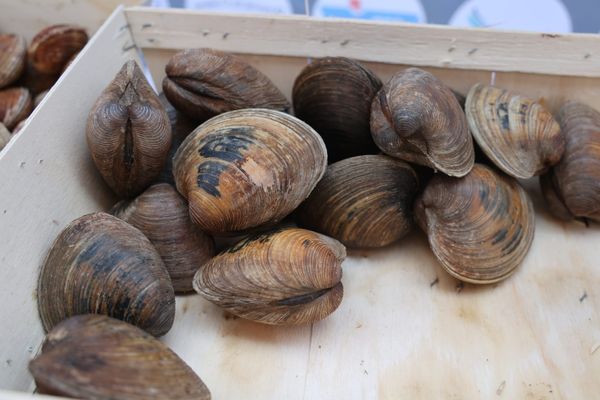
466 83 564 179
37 212 175 337
0 34 26 89
173 108 327 234
296 155 419 248
540 101 600 222
28 24 88 75
30 315 211 400
0 87 32 130
112 183 215 293
414 164 534 284
0 123 10 150
86 60 172 198
157 93 198 185
18 64 58 95
163 48 290 121
292 57 382 162
194 228 345 325
370 67 474 177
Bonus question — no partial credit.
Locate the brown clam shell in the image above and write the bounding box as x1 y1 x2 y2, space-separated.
0 34 26 89
194 228 345 325
415 164 534 284
292 57 382 162
466 84 564 179
30 315 211 400
370 67 474 177
0 87 32 130
540 101 600 222
0 123 11 150
296 155 419 248
112 183 215 293
86 60 172 198
28 24 88 75
173 108 327 235
17 64 58 95
163 48 290 121
37 212 175 337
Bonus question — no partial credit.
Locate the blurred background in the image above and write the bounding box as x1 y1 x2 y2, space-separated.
149 0 600 33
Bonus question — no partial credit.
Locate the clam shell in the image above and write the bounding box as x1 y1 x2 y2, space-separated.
0 87 32 130
466 84 564 179
194 228 345 325
17 63 58 95
28 24 88 75
297 155 419 248
163 48 290 121
29 315 211 400
173 108 327 234
0 34 26 89
37 212 175 337
370 67 474 177
0 123 11 150
112 183 215 293
292 57 382 162
540 101 600 222
86 60 172 198
414 164 534 284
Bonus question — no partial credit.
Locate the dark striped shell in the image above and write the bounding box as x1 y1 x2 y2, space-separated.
0 34 26 89
0 87 32 130
86 60 172 198
466 84 564 179
194 228 345 325
173 108 327 235
370 67 474 177
163 48 290 121
292 57 382 163
112 183 215 293
29 315 210 400
28 25 88 75
296 155 419 248
37 212 175 337
415 164 534 284
540 101 600 222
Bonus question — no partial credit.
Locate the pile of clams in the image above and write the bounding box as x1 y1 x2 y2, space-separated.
0 24 87 149
30 47 599 398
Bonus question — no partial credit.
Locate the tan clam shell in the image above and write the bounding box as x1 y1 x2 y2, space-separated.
0 123 11 150
540 101 600 222
370 67 474 177
466 83 564 179
173 108 327 235
0 87 32 130
37 212 175 337
86 60 172 198
194 228 345 325
0 34 26 89
414 164 535 284
28 24 88 75
292 57 382 163
163 48 290 121
296 155 419 248
112 183 215 293
30 315 211 400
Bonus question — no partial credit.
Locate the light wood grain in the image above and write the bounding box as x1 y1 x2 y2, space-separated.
0 7 141 391
126 7 600 78
0 0 140 41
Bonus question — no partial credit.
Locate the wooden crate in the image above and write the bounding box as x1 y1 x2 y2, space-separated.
1 5 600 399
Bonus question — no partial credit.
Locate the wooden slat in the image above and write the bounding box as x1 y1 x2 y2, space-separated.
0 7 141 391
0 0 141 41
126 7 600 78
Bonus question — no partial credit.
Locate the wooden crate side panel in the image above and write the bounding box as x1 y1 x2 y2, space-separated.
0 8 140 391
0 0 140 41
142 49 600 114
126 7 600 78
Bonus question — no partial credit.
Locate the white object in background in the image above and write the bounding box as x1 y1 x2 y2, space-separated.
449 0 572 33
183 0 292 14
312 0 427 23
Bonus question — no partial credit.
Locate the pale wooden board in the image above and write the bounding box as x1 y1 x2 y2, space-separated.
125 7 600 78
0 7 141 391
0 0 140 41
